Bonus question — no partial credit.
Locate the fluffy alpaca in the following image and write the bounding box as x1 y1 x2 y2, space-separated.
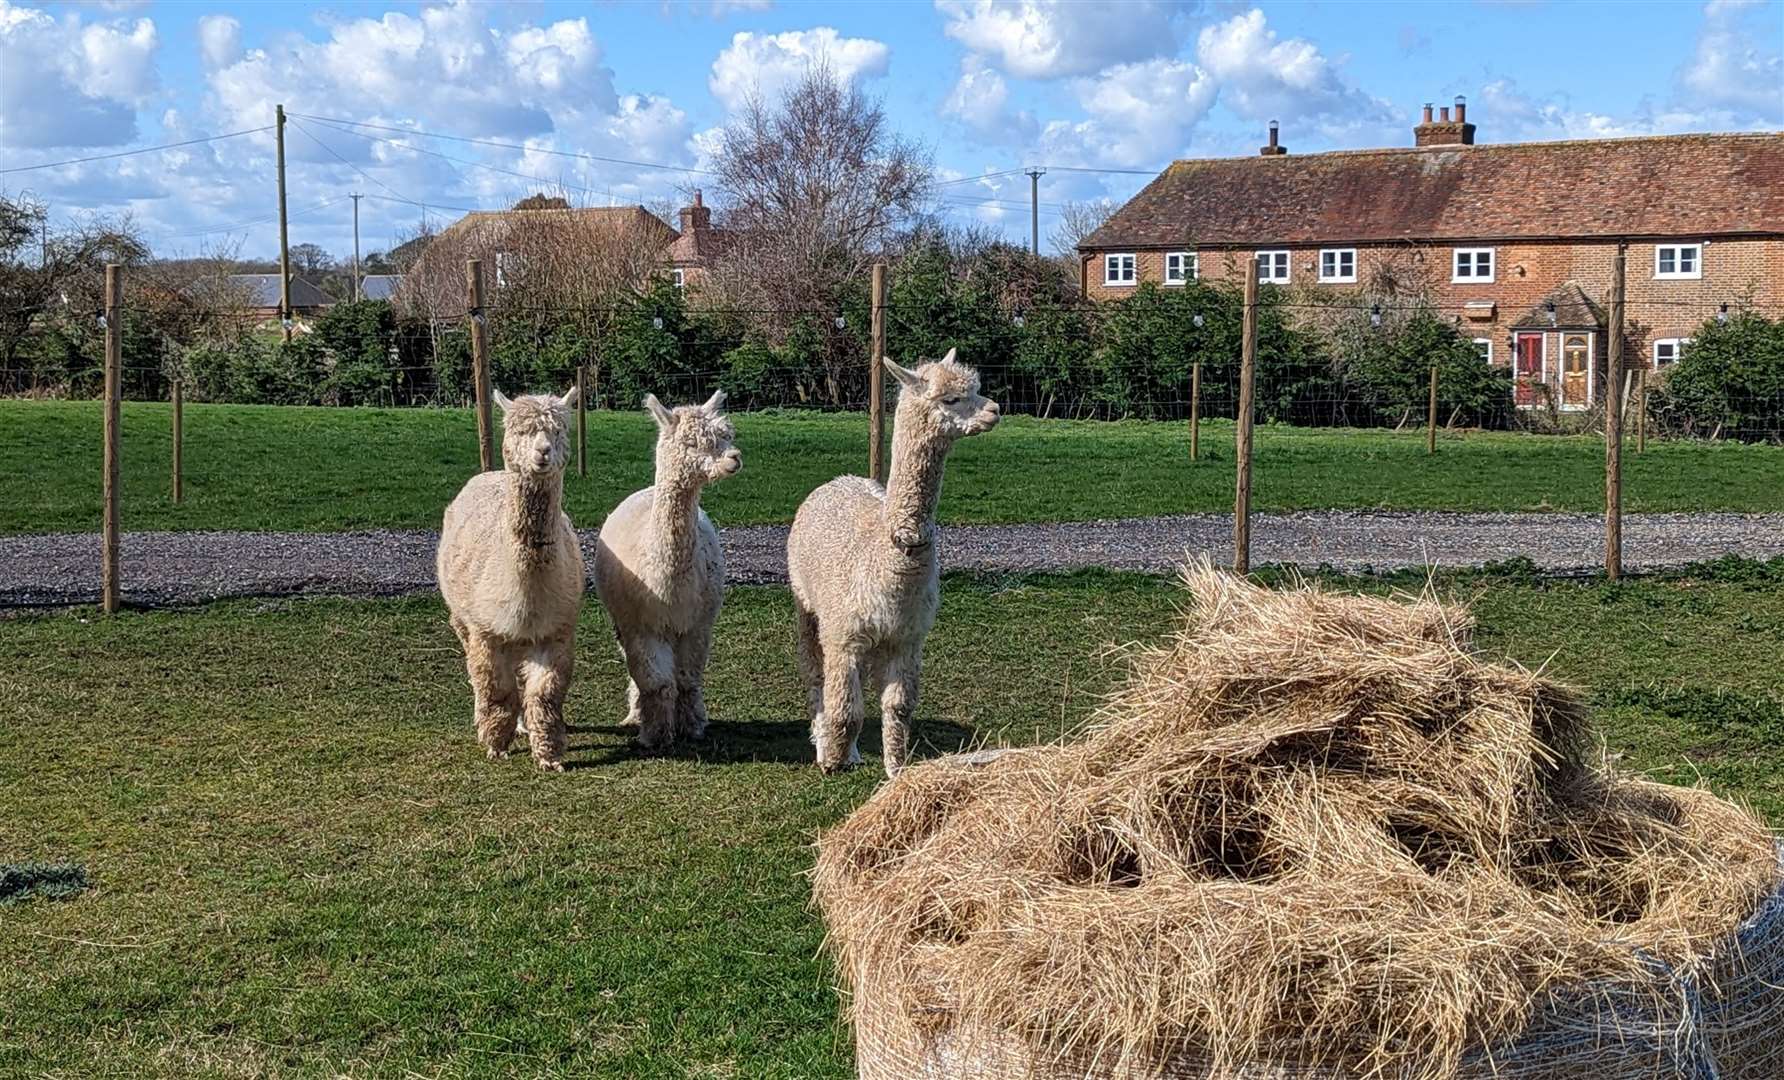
786 349 1001 776
437 387 584 772
593 390 741 751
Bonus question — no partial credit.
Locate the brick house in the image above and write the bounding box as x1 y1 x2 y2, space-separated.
666 190 731 289
1078 103 1784 411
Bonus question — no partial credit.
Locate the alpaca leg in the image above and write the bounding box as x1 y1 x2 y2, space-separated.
623 632 677 752
466 631 520 759
795 601 825 746
623 678 642 728
879 646 922 779
673 625 714 741
816 641 864 773
520 635 574 773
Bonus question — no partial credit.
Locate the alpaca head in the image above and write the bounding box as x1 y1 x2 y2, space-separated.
643 389 741 487
494 386 578 480
885 348 1001 442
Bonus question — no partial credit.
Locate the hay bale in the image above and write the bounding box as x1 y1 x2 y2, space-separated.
814 565 1784 1079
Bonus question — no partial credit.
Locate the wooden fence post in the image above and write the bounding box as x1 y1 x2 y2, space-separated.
1427 365 1438 454
467 259 494 471
576 362 587 477
870 262 887 483
1636 367 1647 454
102 264 122 614
171 378 184 504
1605 243 1626 580
1189 361 1202 462
1233 259 1258 575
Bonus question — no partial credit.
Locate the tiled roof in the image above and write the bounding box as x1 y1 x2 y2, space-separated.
1512 282 1606 329
227 274 331 309
1081 132 1784 250
359 274 402 301
668 226 731 265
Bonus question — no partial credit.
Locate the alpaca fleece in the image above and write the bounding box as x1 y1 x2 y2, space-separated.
437 389 583 771
787 351 1001 776
593 392 740 750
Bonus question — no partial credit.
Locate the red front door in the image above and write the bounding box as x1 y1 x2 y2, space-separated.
1514 333 1543 407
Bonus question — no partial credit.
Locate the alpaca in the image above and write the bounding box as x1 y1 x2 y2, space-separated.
437 386 584 772
786 349 1001 776
593 390 741 751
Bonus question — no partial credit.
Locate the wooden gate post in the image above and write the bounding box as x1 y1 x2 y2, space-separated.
171 378 184 504
1189 361 1202 462
1233 260 1259 575
1426 365 1438 454
869 262 887 483
467 259 494 471
102 264 122 614
1605 243 1626 580
1636 367 1647 454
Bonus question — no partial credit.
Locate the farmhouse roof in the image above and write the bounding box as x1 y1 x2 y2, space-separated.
1080 132 1784 250
359 274 402 301
227 274 330 309
435 204 675 245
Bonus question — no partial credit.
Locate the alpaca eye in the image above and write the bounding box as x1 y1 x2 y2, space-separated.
943 396 961 405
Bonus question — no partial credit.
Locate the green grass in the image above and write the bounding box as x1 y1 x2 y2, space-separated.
2 571 1781 1077
5 399 1783 534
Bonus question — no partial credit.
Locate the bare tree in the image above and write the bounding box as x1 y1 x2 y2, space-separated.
707 64 932 403
0 192 147 382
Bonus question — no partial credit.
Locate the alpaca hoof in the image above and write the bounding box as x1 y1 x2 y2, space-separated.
534 756 566 773
486 747 509 761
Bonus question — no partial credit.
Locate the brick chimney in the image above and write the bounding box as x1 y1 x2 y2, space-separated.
1415 94 1476 147
1259 119 1287 156
678 189 711 233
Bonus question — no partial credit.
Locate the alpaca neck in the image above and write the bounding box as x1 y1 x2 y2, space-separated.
647 458 706 580
507 469 563 566
883 420 949 541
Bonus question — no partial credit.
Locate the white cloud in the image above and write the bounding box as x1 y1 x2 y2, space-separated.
935 0 1184 80
707 27 891 112
1040 58 1217 168
1475 77 1747 141
196 14 239 70
1193 8 1394 141
1678 0 1783 120
942 54 1036 142
0 0 158 147
707 0 773 13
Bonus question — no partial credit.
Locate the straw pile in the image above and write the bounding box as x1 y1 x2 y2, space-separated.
813 565 1784 1079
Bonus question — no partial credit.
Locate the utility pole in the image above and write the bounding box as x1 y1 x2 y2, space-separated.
275 103 292 343
1025 167 1046 255
350 193 363 302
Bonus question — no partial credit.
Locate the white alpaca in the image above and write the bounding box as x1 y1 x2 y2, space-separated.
437 387 584 772
786 349 1001 776
593 390 741 751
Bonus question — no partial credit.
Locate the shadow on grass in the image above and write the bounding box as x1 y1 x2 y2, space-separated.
569 715 978 768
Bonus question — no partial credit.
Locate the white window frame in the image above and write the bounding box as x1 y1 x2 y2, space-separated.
671 268 686 289
1452 247 1495 283
1472 338 1492 364
1653 337 1689 368
1318 248 1357 284
1654 243 1702 280
1103 253 1137 287
1164 251 1197 285
1255 250 1290 284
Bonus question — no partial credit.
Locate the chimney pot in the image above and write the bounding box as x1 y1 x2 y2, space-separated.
1258 120 1287 155
1453 95 1466 122
1422 103 1433 124
693 189 703 207
1440 105 1450 122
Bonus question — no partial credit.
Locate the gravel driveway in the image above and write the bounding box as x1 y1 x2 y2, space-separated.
3 511 1781 610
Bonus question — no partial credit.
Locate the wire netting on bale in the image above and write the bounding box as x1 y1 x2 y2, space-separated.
813 565 1784 1080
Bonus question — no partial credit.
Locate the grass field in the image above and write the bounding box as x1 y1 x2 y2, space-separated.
4 399 1783 534
3 568 1782 1077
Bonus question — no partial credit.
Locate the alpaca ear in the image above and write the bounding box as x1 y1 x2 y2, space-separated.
940 347 958 365
493 388 514 412
883 358 923 389
643 393 674 429
702 388 727 413
559 385 580 412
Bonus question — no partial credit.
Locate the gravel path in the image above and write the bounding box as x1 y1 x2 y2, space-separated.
3 512 1781 610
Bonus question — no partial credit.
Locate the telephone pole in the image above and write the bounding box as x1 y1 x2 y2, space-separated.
275 103 292 342
350 193 363 302
1025 167 1046 255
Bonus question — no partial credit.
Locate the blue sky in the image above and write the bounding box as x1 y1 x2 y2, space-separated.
2 0 1779 261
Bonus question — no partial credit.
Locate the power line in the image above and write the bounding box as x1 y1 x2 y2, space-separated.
288 118 423 210
0 126 274 176
936 168 1029 187
288 111 714 178
150 196 351 241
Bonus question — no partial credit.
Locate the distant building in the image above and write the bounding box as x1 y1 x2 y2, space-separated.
1078 99 1784 411
359 274 402 302
666 191 731 289
225 274 332 328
